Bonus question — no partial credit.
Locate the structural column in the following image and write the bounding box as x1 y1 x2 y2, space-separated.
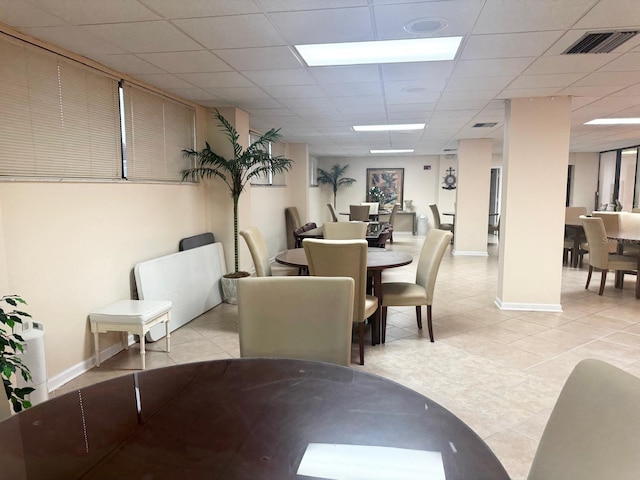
454 138 492 256
497 96 571 311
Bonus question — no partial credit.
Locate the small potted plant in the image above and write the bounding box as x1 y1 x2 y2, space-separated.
1 295 34 413
183 110 292 303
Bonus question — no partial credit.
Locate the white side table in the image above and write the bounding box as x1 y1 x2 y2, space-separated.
89 300 172 370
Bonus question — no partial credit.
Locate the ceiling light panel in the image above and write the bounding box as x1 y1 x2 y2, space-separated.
585 118 640 125
353 123 425 132
370 149 415 153
295 37 463 67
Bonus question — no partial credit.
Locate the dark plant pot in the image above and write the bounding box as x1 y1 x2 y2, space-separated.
221 271 250 304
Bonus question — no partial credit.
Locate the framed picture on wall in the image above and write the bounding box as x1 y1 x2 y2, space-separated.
366 168 404 210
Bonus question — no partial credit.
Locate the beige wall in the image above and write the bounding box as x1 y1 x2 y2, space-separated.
0 182 206 385
569 152 599 210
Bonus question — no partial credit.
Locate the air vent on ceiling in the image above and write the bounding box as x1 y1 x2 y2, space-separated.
443 148 457 152
563 30 639 54
472 122 497 128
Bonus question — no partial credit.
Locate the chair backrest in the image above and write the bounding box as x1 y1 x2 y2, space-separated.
360 202 379 215
580 215 611 269
565 206 587 222
326 203 338 222
349 204 370 221
527 359 640 480
323 221 367 240
237 276 354 366
239 227 271 277
429 204 443 229
388 203 400 226
415 228 453 303
284 207 302 249
592 211 620 232
303 239 368 323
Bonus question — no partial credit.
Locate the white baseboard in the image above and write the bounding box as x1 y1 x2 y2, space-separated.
46 336 133 392
453 250 489 257
495 297 563 312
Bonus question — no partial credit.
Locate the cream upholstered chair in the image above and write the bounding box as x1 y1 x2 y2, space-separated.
380 228 452 343
386 203 400 243
239 227 271 277
326 203 338 222
349 204 370 221
527 359 640 480
303 239 377 365
324 221 367 240
237 276 354 366
360 201 379 215
428 204 453 233
284 206 302 249
0 393 10 421
580 215 638 296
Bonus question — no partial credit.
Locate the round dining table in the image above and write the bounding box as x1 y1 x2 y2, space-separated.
276 247 413 345
0 359 510 480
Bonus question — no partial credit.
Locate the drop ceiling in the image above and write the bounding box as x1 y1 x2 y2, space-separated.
3 0 640 157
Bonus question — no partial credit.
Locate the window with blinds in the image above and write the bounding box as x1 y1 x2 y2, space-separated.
122 83 195 181
0 35 122 179
248 131 287 186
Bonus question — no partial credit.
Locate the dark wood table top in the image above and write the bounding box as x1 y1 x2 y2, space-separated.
0 359 509 479
276 247 413 270
297 224 389 241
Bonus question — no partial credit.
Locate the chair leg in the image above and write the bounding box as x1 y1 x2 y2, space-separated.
426 305 434 342
381 306 387 344
585 266 593 289
415 306 422 329
358 322 365 365
599 270 607 295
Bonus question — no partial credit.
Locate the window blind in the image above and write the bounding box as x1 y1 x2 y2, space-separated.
122 83 195 181
0 34 122 179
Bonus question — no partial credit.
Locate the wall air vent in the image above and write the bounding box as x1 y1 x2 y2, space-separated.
563 30 639 54
472 122 497 128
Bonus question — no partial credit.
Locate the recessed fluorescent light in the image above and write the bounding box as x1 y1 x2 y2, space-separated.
294 37 463 67
585 118 640 125
370 149 415 154
353 123 425 132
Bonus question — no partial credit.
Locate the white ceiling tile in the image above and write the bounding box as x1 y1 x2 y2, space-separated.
21 26 126 54
277 97 337 110
381 62 454 85
509 73 585 89
452 58 534 78
262 84 327 98
176 72 253 88
435 100 491 110
611 84 640 96
574 0 640 29
374 0 483 39
174 15 284 49
140 0 261 18
322 82 383 97
30 0 160 24
558 85 623 97
440 89 501 102
164 87 215 101
446 76 515 91
258 1 368 12
92 54 164 74
499 87 563 98
137 51 231 73
461 31 564 60
473 0 597 34
268 7 374 44
85 22 201 53
133 73 196 90
242 69 315 86
574 71 640 87
214 47 301 70
0 0 68 27
524 54 617 75
310 65 380 84
599 52 640 72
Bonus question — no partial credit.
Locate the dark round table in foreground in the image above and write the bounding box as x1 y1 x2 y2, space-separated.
0 359 509 479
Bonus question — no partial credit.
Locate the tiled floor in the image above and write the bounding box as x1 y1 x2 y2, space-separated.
54 232 640 480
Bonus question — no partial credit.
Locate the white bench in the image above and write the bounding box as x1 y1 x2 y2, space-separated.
89 300 172 370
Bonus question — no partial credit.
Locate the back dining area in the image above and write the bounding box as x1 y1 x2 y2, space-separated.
7 212 638 480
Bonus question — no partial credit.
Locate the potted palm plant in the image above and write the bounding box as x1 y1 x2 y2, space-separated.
317 163 356 208
1 295 34 413
183 110 292 303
